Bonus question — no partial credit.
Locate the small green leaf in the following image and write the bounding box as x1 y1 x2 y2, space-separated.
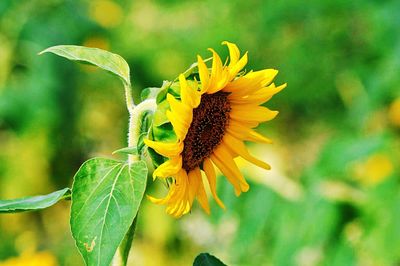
71 158 147 266
193 253 227 266
141 87 161 101
39 45 131 85
112 147 138 155
0 188 70 213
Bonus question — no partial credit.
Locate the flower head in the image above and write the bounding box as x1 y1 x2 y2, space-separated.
145 41 286 217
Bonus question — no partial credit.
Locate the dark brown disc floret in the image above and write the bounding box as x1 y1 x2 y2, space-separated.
182 91 231 172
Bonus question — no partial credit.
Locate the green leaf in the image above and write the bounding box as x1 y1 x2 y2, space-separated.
193 253 227 266
70 158 147 266
156 80 173 104
112 146 138 155
0 188 70 213
152 123 177 143
39 45 131 85
153 100 170 126
118 216 137 266
141 87 161 101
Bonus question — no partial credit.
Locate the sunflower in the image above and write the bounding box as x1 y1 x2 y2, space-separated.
145 41 286 217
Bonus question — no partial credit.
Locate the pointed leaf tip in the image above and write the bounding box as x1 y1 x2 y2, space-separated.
0 188 70 213
39 45 131 85
193 253 227 266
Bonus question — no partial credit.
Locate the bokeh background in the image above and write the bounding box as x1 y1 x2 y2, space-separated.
1 0 400 265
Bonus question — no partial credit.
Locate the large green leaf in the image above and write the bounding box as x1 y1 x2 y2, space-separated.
39 45 131 85
193 253 227 266
70 158 147 266
0 188 70 213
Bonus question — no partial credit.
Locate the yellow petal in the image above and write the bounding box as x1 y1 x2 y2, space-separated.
213 144 249 191
153 156 182 179
221 41 248 80
197 55 210 93
147 182 177 204
203 158 225 209
210 154 241 196
166 94 192 120
230 105 279 123
222 41 240 65
147 169 192 218
193 167 210 214
166 110 189 140
228 118 259 129
167 171 190 217
246 130 273 144
144 139 182 157
211 144 249 194
147 194 168 204
167 170 187 202
224 69 278 96
223 134 271 170
207 48 229 94
166 94 193 139
229 83 286 105
187 169 201 207
226 121 273 144
179 74 201 108
226 120 253 139
228 52 248 81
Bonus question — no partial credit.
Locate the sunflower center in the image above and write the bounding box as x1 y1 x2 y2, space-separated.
182 91 231 172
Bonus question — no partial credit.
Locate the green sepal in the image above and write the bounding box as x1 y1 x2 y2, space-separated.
146 147 165 168
152 123 177 143
168 82 181 98
146 123 177 168
137 110 153 155
153 100 170 126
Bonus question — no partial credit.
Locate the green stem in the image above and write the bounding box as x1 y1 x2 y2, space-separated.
127 98 156 163
114 215 138 266
117 82 156 266
123 80 157 162
124 81 135 112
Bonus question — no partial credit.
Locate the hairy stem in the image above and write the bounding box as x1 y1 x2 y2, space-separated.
116 83 156 266
127 99 156 162
124 81 135 112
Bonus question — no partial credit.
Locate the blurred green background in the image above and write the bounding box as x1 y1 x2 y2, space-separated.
1 0 400 265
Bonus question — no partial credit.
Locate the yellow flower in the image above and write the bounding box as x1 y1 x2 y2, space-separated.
145 42 286 217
